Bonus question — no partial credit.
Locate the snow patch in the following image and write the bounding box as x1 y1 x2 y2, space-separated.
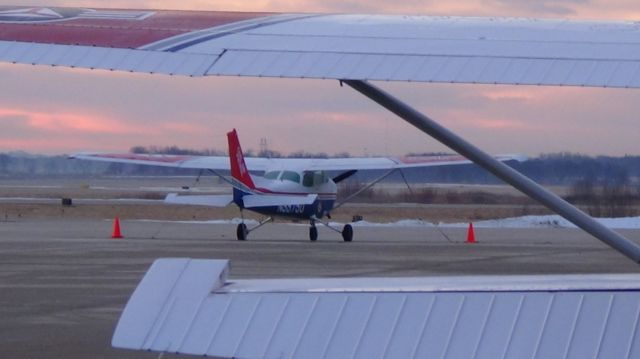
349 215 640 229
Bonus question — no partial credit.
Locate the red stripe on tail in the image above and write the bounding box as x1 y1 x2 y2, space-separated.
227 129 255 189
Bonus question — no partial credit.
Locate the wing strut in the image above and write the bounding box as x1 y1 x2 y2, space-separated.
333 168 397 210
343 79 640 264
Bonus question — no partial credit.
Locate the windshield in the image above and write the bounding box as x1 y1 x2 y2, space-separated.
264 171 280 180
281 171 301 183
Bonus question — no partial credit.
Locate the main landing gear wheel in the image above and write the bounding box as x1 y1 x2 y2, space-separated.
309 226 318 241
342 224 353 242
236 223 248 241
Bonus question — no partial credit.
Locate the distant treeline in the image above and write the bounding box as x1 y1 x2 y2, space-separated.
130 145 350 159
393 153 640 186
0 151 638 186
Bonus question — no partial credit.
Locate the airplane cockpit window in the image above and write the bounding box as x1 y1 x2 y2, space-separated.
264 171 280 180
303 171 328 187
303 172 314 187
281 171 301 183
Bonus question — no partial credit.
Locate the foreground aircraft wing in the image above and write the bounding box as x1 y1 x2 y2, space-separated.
2 6 640 87
113 258 640 358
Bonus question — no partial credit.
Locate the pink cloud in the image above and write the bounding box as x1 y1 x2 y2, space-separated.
0 107 146 135
472 118 530 129
299 111 380 126
442 108 533 130
478 86 602 106
0 137 123 153
480 89 538 103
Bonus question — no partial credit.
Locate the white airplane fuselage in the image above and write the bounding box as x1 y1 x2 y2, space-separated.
234 169 337 220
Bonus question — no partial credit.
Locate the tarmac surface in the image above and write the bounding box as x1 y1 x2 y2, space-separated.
2 218 640 358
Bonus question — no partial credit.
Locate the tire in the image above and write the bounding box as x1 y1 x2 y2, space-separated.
309 226 318 241
236 223 248 241
342 224 353 242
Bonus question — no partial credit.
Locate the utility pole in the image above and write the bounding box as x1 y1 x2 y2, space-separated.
259 137 268 156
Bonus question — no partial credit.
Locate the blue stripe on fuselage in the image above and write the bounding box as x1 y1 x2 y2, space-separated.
234 191 334 220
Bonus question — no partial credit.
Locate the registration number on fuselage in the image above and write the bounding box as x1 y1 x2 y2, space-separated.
276 204 306 214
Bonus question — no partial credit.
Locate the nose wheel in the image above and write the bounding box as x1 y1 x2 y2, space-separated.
236 223 248 241
309 225 318 241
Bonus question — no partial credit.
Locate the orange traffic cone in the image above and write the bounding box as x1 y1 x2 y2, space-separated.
111 216 123 239
466 222 476 244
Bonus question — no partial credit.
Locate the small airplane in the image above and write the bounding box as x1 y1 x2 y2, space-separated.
72 129 525 242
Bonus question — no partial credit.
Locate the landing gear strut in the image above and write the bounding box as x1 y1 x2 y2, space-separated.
235 215 273 241
310 216 354 242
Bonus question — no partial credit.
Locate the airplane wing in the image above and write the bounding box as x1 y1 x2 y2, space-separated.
71 152 276 172
113 258 640 358
70 152 525 172
1 6 640 88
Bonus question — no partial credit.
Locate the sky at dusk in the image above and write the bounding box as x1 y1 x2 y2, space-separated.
1 1 640 156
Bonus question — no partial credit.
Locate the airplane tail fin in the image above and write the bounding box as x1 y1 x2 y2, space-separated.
227 129 256 195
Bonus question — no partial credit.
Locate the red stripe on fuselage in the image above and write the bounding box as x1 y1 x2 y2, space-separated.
254 187 336 196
